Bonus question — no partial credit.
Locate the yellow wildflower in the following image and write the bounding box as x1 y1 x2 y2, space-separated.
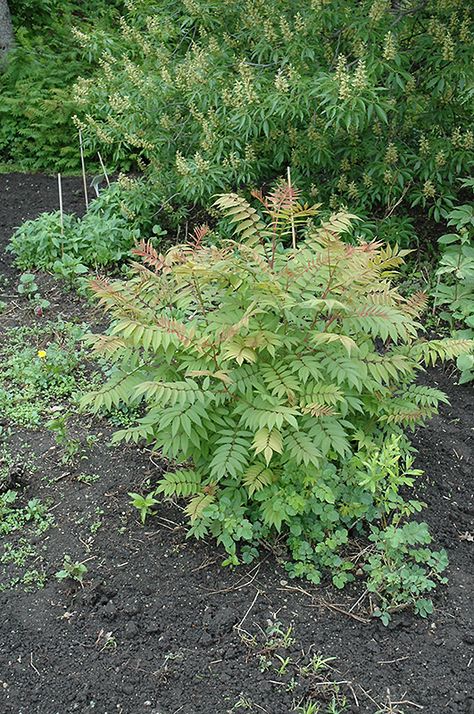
37 350 47 359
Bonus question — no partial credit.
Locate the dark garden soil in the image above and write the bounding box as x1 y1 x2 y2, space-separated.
0 173 473 714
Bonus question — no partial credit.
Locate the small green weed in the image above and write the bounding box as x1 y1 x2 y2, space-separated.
47 414 97 464
228 695 254 711
238 620 350 714
129 491 158 524
17 272 38 298
21 569 47 591
47 414 82 463
1 539 36 566
55 555 88 584
89 508 104 534
76 472 100 485
16 273 51 312
0 489 54 593
264 620 296 651
365 522 449 625
0 320 92 427
0 490 53 536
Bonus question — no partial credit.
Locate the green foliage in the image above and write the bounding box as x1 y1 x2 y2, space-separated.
83 184 472 617
365 522 448 625
75 0 473 221
237 625 349 713
0 42 88 172
1 1 124 171
355 214 420 252
46 414 96 464
0 320 91 427
433 179 474 382
128 491 158 523
11 0 123 28
17 272 38 297
0 488 53 594
8 180 152 276
55 555 88 584
0 490 53 536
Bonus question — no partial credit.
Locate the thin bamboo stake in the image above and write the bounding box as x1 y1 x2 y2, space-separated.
57 172 64 257
79 129 89 210
57 173 64 233
97 151 110 188
287 165 296 250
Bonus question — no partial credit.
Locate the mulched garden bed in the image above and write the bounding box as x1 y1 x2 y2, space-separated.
0 173 473 714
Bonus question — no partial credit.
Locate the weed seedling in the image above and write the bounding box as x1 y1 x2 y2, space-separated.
100 633 117 652
76 472 100 485
0 487 54 594
1 540 36 567
47 415 82 464
55 555 88 585
258 654 272 673
294 701 320 714
128 491 158 524
300 655 337 676
90 508 104 534
275 654 292 675
17 273 38 298
230 695 254 711
0 491 53 536
265 620 295 650
22 569 47 591
0 489 17 521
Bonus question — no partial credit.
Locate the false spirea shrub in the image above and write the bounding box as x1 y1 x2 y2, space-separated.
83 183 472 616
73 0 473 220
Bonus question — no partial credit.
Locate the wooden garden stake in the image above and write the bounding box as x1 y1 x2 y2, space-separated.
287 166 296 249
79 129 89 210
57 172 64 233
97 151 110 188
57 172 64 256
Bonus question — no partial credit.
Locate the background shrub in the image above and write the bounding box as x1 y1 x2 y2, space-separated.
74 0 473 222
0 0 124 171
432 178 474 382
